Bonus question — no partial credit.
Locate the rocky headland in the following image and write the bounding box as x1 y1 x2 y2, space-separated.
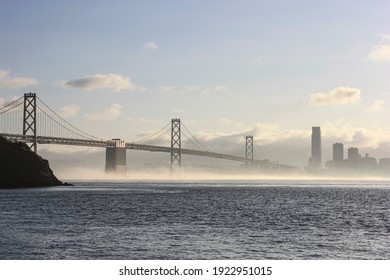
0 136 66 188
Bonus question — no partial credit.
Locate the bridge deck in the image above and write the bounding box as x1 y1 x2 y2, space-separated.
1 133 288 168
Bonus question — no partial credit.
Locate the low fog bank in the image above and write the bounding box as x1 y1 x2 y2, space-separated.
38 146 389 182
51 165 390 183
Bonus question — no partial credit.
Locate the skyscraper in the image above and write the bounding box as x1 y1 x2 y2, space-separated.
333 143 344 163
347 147 360 169
309 127 321 168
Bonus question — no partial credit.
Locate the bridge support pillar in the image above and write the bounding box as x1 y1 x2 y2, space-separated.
105 139 127 174
171 118 181 173
245 136 254 170
23 92 37 153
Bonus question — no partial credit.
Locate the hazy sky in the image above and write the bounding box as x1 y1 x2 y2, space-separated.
1 0 389 169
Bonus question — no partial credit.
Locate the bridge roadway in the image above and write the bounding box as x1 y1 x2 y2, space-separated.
1 133 286 168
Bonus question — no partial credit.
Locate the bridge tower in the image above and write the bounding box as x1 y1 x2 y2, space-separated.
23 92 37 153
171 118 181 172
245 135 254 169
105 139 127 174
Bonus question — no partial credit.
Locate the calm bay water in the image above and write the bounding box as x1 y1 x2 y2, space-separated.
0 181 389 259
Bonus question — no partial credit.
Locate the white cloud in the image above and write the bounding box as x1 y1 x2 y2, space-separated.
84 103 123 120
365 100 385 112
201 85 228 95
143 41 158 50
59 105 80 118
322 119 387 149
380 33 390 42
62 73 143 92
308 87 361 106
368 44 390 62
0 70 38 88
156 85 228 96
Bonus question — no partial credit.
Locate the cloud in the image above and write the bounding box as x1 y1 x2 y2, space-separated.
308 87 361 106
201 85 228 95
367 34 390 62
62 73 143 92
0 70 38 89
157 85 228 96
84 103 123 120
368 45 390 62
380 33 390 42
322 119 387 149
59 105 80 118
364 100 385 112
143 41 158 50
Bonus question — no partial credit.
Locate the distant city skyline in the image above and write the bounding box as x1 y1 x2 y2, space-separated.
1 0 389 171
326 142 390 173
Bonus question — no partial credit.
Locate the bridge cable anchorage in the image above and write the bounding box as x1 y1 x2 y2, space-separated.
132 121 171 143
36 97 104 141
181 122 210 151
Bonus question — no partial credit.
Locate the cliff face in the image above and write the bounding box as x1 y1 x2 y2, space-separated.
0 136 63 187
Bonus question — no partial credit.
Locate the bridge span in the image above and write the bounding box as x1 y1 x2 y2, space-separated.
0 93 292 173
1 133 282 168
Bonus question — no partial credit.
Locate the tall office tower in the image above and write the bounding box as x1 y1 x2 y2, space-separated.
309 127 321 168
347 147 360 169
333 143 344 163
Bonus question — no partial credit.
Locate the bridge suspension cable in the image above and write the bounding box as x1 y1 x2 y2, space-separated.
0 97 24 135
0 94 104 141
254 139 267 159
181 122 210 151
1 93 289 169
0 97 24 114
132 121 171 144
181 129 204 150
227 137 245 155
36 97 103 140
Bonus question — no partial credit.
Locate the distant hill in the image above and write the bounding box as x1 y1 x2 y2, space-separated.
0 136 65 187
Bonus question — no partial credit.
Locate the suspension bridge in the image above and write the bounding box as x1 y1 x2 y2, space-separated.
0 93 292 173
